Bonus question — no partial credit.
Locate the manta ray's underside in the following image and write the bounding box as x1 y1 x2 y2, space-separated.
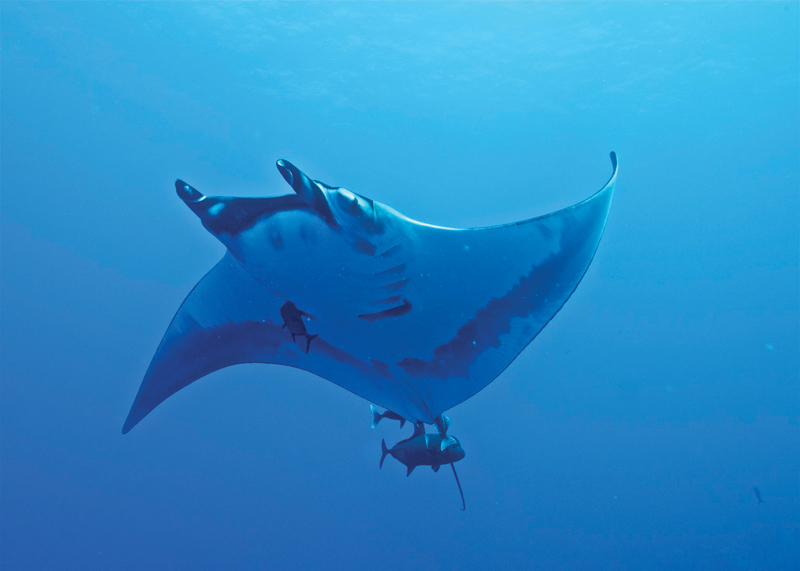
123 153 617 434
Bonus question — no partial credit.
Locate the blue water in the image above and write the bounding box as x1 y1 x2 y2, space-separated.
1 3 798 569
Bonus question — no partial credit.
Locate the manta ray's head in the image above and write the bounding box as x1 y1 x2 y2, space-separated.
175 160 392 271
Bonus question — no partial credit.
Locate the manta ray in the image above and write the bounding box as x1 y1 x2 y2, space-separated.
123 153 617 437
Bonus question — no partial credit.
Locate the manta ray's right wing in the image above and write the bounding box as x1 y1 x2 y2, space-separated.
390 153 618 418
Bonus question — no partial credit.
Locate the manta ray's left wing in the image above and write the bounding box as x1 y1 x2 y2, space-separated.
122 253 417 433
122 253 279 433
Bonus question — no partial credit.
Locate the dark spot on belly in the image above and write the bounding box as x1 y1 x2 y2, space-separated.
354 238 375 255
370 359 392 378
299 224 311 243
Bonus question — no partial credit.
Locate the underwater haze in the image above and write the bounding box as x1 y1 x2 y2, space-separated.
1 2 798 570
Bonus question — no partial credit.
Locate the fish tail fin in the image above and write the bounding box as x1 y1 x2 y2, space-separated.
380 439 389 469
370 405 382 428
305 333 318 353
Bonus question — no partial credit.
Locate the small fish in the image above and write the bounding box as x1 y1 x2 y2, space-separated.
279 301 318 353
753 487 765 504
370 405 406 428
380 432 466 510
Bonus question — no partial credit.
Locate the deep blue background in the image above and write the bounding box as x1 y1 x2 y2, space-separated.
1 3 798 569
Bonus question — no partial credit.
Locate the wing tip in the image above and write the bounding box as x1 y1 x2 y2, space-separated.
599 151 618 196
121 405 144 434
121 417 135 435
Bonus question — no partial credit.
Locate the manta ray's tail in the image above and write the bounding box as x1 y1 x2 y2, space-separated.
451 463 466 511
380 439 389 469
370 405 382 428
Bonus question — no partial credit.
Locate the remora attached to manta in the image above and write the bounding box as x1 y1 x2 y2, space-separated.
123 153 617 435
